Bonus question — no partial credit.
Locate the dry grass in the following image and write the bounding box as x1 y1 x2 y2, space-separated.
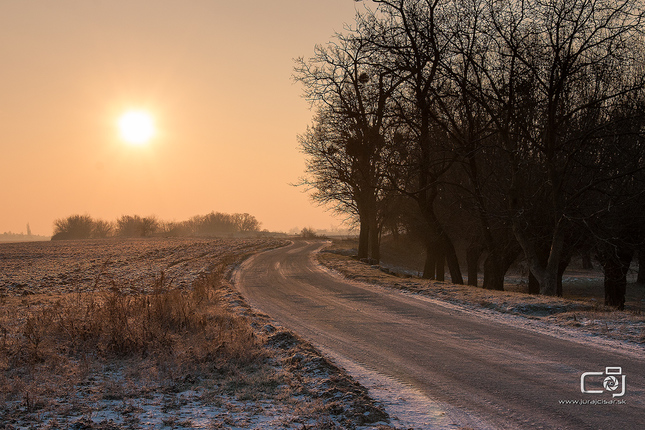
0 262 263 416
9 280 254 364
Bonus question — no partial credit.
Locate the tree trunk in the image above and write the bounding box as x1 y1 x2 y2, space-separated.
483 244 519 291
556 256 571 297
540 271 559 296
637 249 645 285
603 260 628 309
483 254 505 290
422 231 461 283
423 239 437 279
539 240 567 296
599 246 633 310
436 248 446 282
368 215 380 263
528 272 540 295
529 250 570 296
443 234 463 284
512 220 565 296
420 205 463 283
358 215 369 259
466 245 482 287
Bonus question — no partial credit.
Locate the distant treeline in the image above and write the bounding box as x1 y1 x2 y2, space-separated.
52 212 262 240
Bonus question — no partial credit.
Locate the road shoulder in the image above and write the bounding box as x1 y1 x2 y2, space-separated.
317 247 645 352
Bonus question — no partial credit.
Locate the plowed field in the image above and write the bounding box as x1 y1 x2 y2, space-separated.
0 237 285 297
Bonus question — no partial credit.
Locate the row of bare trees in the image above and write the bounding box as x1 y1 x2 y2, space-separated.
52 212 261 240
296 0 645 308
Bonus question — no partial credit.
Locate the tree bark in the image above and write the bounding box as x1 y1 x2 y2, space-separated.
539 271 559 296
482 246 518 291
528 272 540 295
598 246 633 310
423 242 437 280
603 260 628 310
443 234 463 284
418 197 463 283
466 245 482 287
556 256 571 297
483 254 505 290
512 219 566 296
527 242 547 295
528 248 569 296
436 247 446 282
358 214 369 259
637 249 645 285
368 206 381 263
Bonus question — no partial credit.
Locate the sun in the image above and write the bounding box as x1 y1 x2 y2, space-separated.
118 110 155 145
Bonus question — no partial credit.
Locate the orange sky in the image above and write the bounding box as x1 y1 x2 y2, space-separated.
0 1 362 236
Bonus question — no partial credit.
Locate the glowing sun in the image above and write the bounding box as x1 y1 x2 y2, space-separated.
118 110 155 145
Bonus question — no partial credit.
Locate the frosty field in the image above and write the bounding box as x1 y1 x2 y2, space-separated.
0 237 284 298
0 238 391 429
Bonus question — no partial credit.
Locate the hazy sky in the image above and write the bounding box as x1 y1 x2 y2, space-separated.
0 1 363 235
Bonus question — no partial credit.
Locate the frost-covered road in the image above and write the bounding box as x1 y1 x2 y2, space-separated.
235 241 645 429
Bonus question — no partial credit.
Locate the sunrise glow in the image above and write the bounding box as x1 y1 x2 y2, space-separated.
0 1 355 236
118 110 155 145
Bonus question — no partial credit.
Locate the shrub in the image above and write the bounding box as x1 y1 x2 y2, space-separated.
116 215 159 237
193 212 237 235
300 227 318 239
186 212 261 236
52 214 94 240
91 219 114 238
51 211 262 240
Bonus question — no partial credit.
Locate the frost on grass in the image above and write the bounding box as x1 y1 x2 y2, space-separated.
0 238 392 429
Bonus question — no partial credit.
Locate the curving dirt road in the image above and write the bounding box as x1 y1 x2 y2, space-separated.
234 241 645 429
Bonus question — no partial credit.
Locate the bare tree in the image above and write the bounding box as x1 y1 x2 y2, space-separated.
299 0 645 302
298 109 362 228
358 0 466 282
449 0 645 296
233 213 261 232
584 91 645 308
295 16 404 262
